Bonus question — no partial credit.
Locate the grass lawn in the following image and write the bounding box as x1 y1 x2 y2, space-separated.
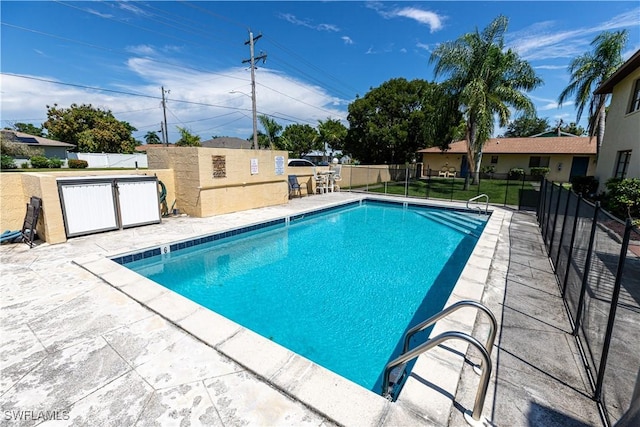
362 177 538 206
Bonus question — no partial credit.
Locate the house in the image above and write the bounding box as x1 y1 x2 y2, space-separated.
1 130 75 159
418 136 597 182
594 49 640 193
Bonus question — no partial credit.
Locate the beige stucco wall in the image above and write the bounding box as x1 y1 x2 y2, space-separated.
595 67 640 192
421 152 596 182
148 147 291 217
0 169 175 244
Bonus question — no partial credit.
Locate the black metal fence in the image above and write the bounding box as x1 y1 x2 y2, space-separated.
538 180 640 426
349 163 543 209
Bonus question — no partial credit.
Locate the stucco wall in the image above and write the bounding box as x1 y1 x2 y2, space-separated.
0 169 175 244
595 67 640 192
421 152 596 182
148 147 290 217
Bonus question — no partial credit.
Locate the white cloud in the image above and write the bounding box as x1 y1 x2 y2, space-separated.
534 65 567 70
0 58 348 142
342 36 354 45
85 8 113 19
416 42 430 52
393 7 444 33
278 13 340 32
507 7 640 61
368 3 445 33
126 45 157 56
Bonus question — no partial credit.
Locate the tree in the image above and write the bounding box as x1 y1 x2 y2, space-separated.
558 30 627 158
430 15 542 187
44 103 138 153
175 126 201 147
257 115 283 149
317 118 348 156
345 78 460 164
144 131 162 145
558 121 586 136
504 116 549 137
280 124 320 158
9 122 45 137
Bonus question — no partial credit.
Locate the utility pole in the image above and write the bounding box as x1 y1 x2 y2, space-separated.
242 30 267 150
161 86 170 146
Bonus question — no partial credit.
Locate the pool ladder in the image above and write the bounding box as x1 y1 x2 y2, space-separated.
467 194 489 214
382 300 497 427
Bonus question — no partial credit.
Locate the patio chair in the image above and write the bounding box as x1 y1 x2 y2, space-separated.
438 166 449 177
448 167 457 178
332 165 343 192
288 175 305 198
313 168 327 194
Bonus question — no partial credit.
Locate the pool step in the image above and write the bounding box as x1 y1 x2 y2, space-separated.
448 211 486 226
414 211 482 238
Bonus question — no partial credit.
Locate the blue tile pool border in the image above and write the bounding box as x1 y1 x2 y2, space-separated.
110 198 488 266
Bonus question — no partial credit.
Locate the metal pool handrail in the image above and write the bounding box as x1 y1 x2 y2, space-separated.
382 300 498 426
403 300 497 356
382 331 492 425
467 194 489 214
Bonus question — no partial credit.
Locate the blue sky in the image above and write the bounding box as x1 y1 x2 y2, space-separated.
1 1 639 144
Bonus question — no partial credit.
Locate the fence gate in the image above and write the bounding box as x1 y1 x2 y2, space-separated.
57 175 161 238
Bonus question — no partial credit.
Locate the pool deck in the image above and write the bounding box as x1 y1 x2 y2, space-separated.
0 193 602 426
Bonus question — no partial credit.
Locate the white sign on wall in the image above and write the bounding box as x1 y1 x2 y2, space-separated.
250 158 259 175
274 156 285 175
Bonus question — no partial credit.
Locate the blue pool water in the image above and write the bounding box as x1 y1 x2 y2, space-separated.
124 201 486 393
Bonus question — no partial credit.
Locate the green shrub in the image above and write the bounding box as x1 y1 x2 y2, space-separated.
571 175 599 197
29 155 50 168
21 162 30 169
68 159 88 169
530 167 550 180
508 168 524 180
48 157 63 168
602 178 640 224
1 154 17 169
481 165 496 174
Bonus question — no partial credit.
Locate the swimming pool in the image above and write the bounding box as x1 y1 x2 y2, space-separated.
119 200 488 394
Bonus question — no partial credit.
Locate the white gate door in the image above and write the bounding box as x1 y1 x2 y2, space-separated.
117 180 161 228
60 183 118 236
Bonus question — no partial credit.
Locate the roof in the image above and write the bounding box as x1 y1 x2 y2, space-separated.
418 136 596 155
1 130 75 148
135 143 172 152
595 49 640 94
201 137 253 149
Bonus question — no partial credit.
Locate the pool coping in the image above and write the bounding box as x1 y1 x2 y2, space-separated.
74 195 504 426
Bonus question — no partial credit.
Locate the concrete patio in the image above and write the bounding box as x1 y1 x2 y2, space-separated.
0 193 602 426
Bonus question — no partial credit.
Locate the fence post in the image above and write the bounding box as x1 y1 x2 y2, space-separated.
366 166 370 192
572 201 600 336
554 187 573 271
594 219 633 402
504 174 510 206
538 179 547 225
426 169 431 199
543 182 555 242
405 166 409 197
450 175 454 201
562 193 583 296
548 184 564 253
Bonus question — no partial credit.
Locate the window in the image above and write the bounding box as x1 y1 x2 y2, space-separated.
614 150 632 179
490 155 498 164
629 79 640 113
529 156 550 168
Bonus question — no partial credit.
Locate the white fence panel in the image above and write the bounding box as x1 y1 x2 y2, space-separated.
67 153 148 168
60 183 118 236
118 181 161 227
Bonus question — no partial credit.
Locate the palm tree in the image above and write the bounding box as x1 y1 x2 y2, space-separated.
430 15 542 187
144 131 161 145
558 30 628 158
258 115 282 149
